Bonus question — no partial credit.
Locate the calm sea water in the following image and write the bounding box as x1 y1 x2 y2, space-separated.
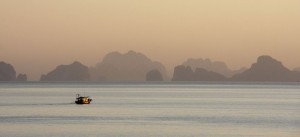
0 82 299 137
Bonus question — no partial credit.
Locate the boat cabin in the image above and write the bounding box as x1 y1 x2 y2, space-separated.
75 94 92 104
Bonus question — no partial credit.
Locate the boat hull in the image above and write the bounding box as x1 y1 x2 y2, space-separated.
75 101 91 104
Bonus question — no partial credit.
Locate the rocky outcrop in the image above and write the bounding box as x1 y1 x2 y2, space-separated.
90 51 168 81
0 62 16 81
194 68 227 81
172 65 227 81
40 61 90 81
146 69 163 81
16 74 27 81
172 65 194 81
182 58 239 77
231 55 300 82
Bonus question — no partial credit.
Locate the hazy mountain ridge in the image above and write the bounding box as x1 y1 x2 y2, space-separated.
182 58 247 78
40 61 90 81
172 55 300 82
231 55 300 82
1 52 300 82
89 51 167 81
172 65 227 81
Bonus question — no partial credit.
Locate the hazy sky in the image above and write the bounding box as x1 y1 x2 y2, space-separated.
1 0 300 80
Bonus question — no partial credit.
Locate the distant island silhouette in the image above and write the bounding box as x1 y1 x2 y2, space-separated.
40 61 90 81
172 65 227 81
231 55 300 82
1 52 300 82
146 69 163 81
0 61 27 81
173 55 300 82
182 58 245 77
89 51 167 82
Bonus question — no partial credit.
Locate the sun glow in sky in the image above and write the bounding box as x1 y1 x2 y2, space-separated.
1 0 300 80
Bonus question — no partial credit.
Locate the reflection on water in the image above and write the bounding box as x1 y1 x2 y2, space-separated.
0 82 299 137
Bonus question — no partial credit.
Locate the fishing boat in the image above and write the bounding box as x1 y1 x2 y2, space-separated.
75 94 92 104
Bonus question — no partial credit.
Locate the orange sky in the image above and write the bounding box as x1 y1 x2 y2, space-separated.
1 0 300 80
